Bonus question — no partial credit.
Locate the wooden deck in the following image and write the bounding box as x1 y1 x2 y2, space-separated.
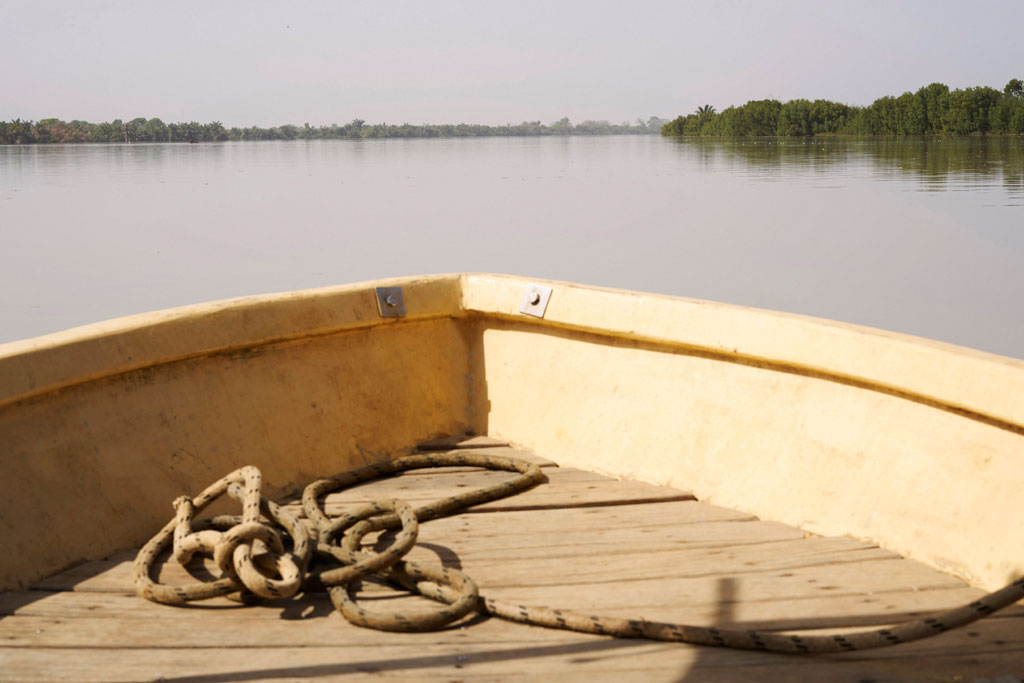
2 440 1022 682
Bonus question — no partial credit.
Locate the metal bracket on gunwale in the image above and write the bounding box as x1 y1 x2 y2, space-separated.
375 287 406 318
518 283 552 318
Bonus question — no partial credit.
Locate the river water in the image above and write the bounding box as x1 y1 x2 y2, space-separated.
1 136 1022 358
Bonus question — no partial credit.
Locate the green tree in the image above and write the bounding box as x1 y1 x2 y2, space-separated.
708 106 744 136
34 118 58 143
941 87 1002 134
917 83 950 133
204 121 228 141
124 117 147 142
742 99 782 136
1012 103 1024 133
277 124 299 140
88 120 120 142
895 92 926 134
10 119 37 143
177 121 204 142
551 117 571 133
991 96 1024 133
141 118 169 142
778 99 812 135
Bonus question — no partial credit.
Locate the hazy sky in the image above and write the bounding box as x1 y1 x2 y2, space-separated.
2 0 1022 127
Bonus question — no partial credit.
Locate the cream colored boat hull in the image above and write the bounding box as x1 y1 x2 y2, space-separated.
2 274 1022 594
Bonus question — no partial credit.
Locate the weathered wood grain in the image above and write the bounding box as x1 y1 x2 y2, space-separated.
5 445 1022 682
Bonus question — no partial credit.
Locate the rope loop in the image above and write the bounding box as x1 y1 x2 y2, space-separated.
315 499 419 586
328 558 480 632
132 466 311 604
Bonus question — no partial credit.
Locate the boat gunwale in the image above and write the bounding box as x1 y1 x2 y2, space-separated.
4 273 1024 434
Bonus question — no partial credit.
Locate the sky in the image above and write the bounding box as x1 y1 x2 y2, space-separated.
1 0 1023 128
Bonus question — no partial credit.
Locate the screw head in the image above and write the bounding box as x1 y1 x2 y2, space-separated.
529 292 541 305
385 294 398 307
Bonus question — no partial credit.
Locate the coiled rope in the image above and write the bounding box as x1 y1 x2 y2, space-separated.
133 453 1024 654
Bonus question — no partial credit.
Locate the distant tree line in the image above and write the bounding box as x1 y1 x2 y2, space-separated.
0 116 668 145
662 80 1024 137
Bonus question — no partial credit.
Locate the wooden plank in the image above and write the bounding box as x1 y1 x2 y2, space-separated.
2 592 1021 645
13 547 1015 629
416 435 510 450
1 613 1022 683
30 553 137 593
28 529 858 596
399 535 893 576
420 499 757 530
282 467 695 516
1 590 330 620
20 554 994 632
3 585 1020 634
3 595 1022 639
278 466 613 509
343 582 1024 633
404 506 838 557
478 557 966 603
401 446 560 474
6 589 1015 630
286 465 642 498
0 641 798 683
33 501 757 594
305 466 617 495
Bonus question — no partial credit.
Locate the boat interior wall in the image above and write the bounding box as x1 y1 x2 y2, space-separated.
475 319 1024 591
0 318 471 592
1 274 1022 595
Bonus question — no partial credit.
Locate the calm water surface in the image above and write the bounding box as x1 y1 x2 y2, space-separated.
1 136 1022 357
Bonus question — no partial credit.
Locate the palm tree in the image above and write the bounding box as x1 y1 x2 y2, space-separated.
696 105 716 116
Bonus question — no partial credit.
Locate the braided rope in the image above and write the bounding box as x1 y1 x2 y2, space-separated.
133 466 312 603
134 453 1024 654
